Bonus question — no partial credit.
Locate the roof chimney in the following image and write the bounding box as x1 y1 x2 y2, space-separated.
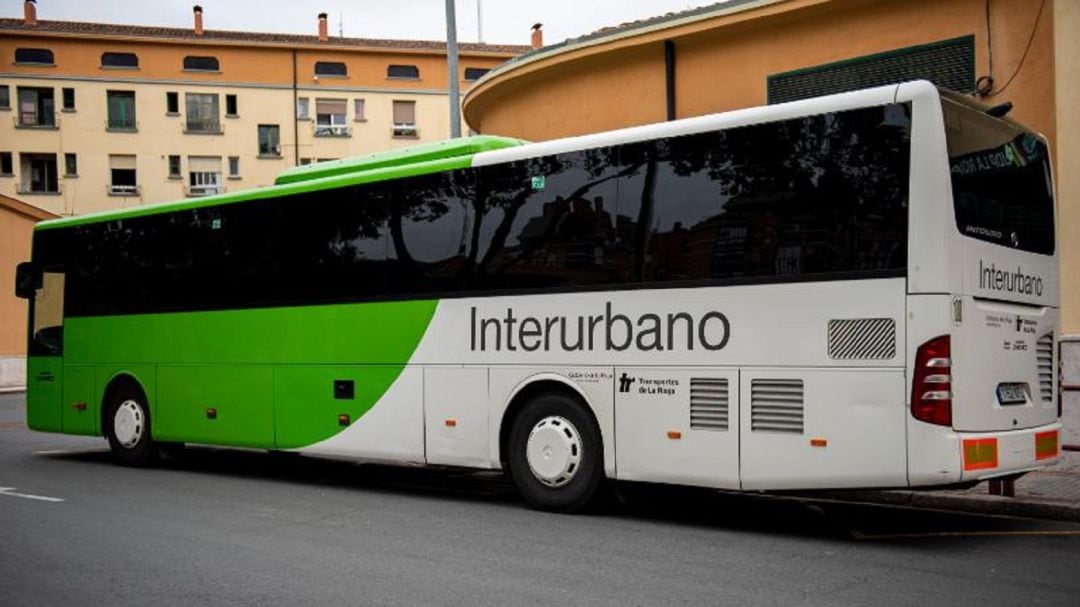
531 23 543 49
24 0 37 27
193 5 204 36
318 13 329 42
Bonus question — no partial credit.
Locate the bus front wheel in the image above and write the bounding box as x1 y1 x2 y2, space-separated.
104 387 158 466
508 392 604 513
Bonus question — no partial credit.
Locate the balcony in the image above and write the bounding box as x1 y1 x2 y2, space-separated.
17 184 61 196
392 123 418 138
313 123 350 138
106 117 138 132
107 184 141 196
14 115 58 130
186 184 223 197
184 118 223 134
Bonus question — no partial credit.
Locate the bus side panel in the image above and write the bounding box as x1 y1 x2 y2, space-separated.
61 364 97 436
156 365 275 448
25 356 62 432
740 368 907 490
424 366 490 467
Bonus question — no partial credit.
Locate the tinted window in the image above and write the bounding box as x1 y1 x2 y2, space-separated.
617 103 910 285
183 56 219 71
15 48 53 64
464 67 490 81
315 61 347 77
387 65 420 79
101 52 139 68
388 170 477 295
945 98 1054 255
471 148 619 292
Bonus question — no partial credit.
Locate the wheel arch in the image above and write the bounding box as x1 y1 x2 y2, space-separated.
496 373 601 469
99 371 150 437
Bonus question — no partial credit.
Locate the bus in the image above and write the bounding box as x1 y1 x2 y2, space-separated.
15 81 1060 512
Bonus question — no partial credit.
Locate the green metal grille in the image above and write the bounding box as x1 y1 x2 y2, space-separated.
767 35 975 104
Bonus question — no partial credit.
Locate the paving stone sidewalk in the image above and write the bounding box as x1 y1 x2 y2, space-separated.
816 450 1080 521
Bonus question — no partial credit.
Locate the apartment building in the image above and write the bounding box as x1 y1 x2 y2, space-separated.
0 2 530 216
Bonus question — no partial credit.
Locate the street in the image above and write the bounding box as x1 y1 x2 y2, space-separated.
1 391 1078 606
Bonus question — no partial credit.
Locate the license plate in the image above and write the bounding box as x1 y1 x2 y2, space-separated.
996 383 1028 405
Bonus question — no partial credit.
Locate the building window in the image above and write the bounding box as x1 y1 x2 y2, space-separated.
101 52 138 69
258 124 281 156
314 98 348 136
14 48 54 65
63 153 77 177
314 61 348 77
108 155 138 195
296 97 310 120
167 155 181 179
106 90 136 130
183 56 220 72
299 157 313 166
188 156 223 196
19 153 58 194
0 152 12 175
225 94 238 117
353 99 366 121
228 156 241 179
166 91 179 114
387 64 419 79
16 87 55 127
464 67 490 81
392 100 417 137
61 87 75 111
0 85 9 109
185 93 221 133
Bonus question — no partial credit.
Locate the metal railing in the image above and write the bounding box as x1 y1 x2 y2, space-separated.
185 118 223 133
108 184 140 196
313 123 350 137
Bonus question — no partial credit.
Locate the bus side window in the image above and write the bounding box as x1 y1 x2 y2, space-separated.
31 271 64 356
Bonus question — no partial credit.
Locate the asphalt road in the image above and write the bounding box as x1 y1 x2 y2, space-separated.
2 391 1079 606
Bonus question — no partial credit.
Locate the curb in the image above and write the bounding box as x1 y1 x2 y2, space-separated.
800 489 1080 523
0 386 26 394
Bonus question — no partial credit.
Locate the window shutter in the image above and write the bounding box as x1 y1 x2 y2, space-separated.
315 98 347 115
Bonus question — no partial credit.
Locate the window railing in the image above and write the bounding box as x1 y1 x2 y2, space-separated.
14 114 57 128
186 184 223 197
184 118 222 133
258 144 282 156
313 123 350 137
107 184 140 196
106 117 137 131
392 123 418 138
17 183 61 195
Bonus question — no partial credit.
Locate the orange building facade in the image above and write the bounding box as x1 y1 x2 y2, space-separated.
463 0 1078 335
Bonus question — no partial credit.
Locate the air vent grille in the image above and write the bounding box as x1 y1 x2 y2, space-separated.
751 379 804 434
690 378 728 431
828 318 896 360
1036 332 1054 403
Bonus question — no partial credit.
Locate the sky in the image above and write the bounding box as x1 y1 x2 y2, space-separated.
2 1 722 46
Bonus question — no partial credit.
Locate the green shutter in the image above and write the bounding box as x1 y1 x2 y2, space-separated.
767 35 975 104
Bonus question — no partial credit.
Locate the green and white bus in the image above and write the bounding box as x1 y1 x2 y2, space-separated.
16 81 1061 512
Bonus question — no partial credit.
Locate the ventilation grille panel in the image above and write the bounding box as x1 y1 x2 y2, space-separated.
751 379 804 434
1036 332 1054 403
828 318 896 360
690 378 728 431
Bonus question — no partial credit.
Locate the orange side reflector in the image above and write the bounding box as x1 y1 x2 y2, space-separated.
1035 430 1059 461
72 402 87 411
338 414 350 427
667 431 682 440
445 418 457 428
963 438 998 471
810 438 827 447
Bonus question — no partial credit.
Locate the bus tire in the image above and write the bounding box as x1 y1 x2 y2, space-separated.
507 391 604 513
103 386 158 466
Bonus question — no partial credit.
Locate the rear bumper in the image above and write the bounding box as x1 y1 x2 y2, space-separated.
957 422 1062 482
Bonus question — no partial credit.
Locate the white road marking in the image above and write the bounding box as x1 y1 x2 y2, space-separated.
0 487 65 503
32 449 72 455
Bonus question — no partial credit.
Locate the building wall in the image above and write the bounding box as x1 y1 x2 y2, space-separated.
1056 0 1078 336
0 31 518 215
0 194 55 388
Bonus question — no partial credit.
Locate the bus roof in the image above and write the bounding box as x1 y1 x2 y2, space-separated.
274 135 526 185
35 135 527 232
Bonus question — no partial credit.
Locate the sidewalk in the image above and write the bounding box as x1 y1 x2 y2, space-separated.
814 450 1080 522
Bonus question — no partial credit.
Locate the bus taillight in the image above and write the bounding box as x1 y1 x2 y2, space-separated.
912 335 952 427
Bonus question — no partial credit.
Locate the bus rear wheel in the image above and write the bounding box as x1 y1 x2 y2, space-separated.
104 387 158 466
508 392 604 513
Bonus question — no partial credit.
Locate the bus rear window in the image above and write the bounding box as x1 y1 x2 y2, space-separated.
945 98 1055 255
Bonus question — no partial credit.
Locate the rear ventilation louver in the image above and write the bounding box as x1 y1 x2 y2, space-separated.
827 318 896 360
690 378 728 431
1036 332 1054 403
751 379 804 434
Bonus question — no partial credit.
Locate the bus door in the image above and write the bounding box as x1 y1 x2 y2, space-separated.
18 264 65 432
